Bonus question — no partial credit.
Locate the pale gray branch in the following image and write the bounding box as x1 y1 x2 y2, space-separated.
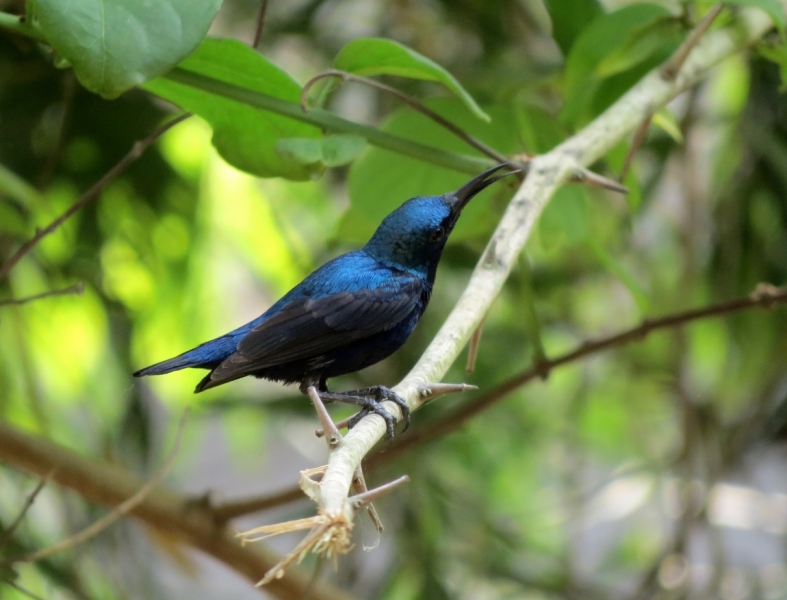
251 5 779 577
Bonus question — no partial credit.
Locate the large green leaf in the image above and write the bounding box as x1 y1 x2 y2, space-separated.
543 0 604 56
561 4 675 125
344 98 521 244
144 39 322 180
29 0 222 99
333 38 490 122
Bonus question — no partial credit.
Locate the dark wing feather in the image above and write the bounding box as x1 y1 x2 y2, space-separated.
208 276 422 383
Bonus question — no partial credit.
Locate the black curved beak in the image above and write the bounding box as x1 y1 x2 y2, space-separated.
447 163 520 216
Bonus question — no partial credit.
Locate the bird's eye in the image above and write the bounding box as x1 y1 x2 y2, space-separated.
429 226 445 242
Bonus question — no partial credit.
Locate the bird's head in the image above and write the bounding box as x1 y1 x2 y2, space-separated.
364 163 518 276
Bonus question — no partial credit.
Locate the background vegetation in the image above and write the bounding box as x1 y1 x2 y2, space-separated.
1 0 787 599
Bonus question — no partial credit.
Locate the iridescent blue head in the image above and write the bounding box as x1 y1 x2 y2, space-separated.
364 163 518 278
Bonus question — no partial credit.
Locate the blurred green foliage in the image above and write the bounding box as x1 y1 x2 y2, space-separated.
1 1 787 599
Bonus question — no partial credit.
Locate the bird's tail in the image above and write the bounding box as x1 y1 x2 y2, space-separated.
133 352 204 377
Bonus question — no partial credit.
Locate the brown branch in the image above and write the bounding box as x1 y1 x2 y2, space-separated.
465 315 487 373
0 282 84 307
252 0 269 49
210 284 787 518
7 410 189 564
618 111 653 182
0 422 357 600
300 70 512 167
661 3 725 81
0 113 190 282
375 284 787 460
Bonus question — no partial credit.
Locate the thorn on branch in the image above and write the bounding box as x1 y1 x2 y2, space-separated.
569 167 630 194
466 315 487 373
349 475 409 508
619 112 654 182
351 466 384 539
307 386 342 450
417 382 478 402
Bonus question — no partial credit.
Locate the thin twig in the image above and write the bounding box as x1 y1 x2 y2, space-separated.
300 70 512 167
6 409 189 565
0 113 190 282
219 284 787 515
0 282 84 307
661 3 725 81
465 315 487 373
351 466 383 536
0 470 54 545
252 0 269 49
307 386 342 450
619 111 654 182
375 284 787 460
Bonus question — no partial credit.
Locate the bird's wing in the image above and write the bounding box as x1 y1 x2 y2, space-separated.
209 273 423 381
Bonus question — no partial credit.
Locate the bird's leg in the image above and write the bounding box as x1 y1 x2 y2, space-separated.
341 386 410 432
316 388 407 441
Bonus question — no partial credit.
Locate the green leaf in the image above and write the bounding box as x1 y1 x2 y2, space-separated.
0 163 45 209
561 4 674 125
724 0 786 33
321 134 368 167
588 240 649 312
347 98 522 242
274 134 367 168
275 138 323 166
144 39 322 180
651 108 684 143
596 17 684 78
757 41 787 90
543 0 604 56
29 0 222 99
333 38 490 122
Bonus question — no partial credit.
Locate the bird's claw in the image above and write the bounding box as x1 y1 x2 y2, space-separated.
374 386 411 433
340 386 410 439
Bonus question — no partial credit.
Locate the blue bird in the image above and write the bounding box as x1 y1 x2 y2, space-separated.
134 163 517 438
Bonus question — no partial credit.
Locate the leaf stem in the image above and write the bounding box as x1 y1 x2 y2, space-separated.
0 12 47 43
164 68 493 175
301 70 510 165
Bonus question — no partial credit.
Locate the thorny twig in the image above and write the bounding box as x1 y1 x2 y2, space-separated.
3 409 189 565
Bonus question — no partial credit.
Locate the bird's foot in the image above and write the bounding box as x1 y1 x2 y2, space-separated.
318 387 409 440
348 386 410 433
